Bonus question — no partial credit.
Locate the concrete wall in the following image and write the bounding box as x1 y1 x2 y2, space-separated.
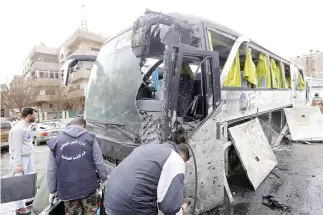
292 52 323 78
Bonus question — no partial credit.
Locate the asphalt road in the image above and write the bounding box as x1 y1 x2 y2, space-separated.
0 145 48 215
1 142 323 215
205 142 323 215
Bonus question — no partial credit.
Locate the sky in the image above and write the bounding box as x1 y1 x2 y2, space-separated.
0 0 322 84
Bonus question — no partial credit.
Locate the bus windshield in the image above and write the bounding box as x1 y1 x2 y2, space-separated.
85 29 142 133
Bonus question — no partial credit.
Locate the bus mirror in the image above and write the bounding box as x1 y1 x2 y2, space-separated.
62 59 76 86
62 55 97 86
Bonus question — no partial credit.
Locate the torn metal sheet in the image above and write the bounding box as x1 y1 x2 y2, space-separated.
284 106 323 141
184 106 224 214
229 118 278 190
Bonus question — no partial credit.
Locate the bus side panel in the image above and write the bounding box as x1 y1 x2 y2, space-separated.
219 89 293 122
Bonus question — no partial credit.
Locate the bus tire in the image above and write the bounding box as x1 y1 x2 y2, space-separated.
139 114 163 145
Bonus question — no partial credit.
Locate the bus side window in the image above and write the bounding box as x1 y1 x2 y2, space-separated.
270 58 283 88
278 61 286 89
283 64 292 89
207 30 235 70
255 52 271 88
241 46 257 88
297 69 305 90
222 43 251 88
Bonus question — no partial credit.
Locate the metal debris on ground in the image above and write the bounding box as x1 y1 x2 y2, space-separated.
284 106 323 142
229 118 278 190
269 172 280 178
262 195 291 212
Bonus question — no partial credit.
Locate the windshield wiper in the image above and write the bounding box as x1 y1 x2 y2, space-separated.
87 119 136 141
87 119 125 126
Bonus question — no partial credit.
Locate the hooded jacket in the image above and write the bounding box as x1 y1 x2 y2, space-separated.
104 141 185 215
47 125 108 201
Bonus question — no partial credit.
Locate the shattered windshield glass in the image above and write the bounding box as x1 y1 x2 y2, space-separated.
85 29 142 132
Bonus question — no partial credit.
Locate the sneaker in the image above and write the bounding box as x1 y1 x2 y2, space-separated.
15 208 31 215
25 200 33 207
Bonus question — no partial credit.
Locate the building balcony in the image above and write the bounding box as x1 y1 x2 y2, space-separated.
30 61 59 72
35 95 52 102
67 89 85 99
30 78 61 87
70 70 91 83
29 45 58 58
64 30 106 50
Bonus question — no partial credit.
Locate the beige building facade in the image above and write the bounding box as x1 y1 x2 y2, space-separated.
19 30 106 119
23 44 61 118
59 29 106 111
292 51 323 79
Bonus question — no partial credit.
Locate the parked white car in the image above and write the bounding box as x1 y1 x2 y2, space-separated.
31 121 64 146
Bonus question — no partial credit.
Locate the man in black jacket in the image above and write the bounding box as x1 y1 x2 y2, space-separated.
104 140 190 215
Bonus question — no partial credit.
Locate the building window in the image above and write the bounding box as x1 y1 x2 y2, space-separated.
91 47 100 52
44 71 50 78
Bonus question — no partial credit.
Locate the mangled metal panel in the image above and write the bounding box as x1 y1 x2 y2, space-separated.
284 106 323 141
229 118 278 190
184 106 224 214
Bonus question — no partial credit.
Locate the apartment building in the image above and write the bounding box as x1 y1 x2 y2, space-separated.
292 50 323 79
23 44 61 119
59 29 106 111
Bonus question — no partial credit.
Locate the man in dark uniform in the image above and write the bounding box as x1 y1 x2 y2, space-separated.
46 117 109 215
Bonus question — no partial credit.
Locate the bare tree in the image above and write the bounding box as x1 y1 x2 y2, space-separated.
67 93 85 113
48 86 69 114
1 77 35 116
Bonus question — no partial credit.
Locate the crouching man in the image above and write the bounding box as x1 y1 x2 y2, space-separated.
104 140 190 215
46 117 109 215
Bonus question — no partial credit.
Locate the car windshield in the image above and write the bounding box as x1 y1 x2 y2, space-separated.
0 122 11 130
85 29 142 133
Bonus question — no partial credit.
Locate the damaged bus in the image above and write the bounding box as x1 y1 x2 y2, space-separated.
61 10 306 214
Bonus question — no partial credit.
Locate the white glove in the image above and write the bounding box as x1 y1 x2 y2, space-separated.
49 192 58 204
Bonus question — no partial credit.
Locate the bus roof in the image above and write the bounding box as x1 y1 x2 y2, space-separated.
104 11 291 65
168 12 292 64
168 12 242 37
